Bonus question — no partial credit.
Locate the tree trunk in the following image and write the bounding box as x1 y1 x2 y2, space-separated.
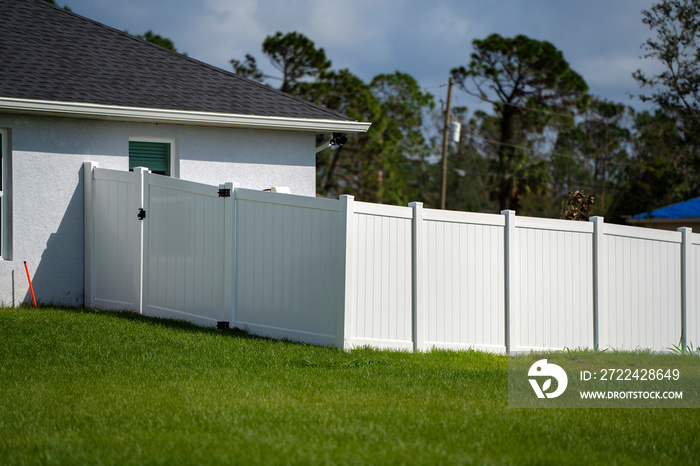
498 104 516 211
323 146 343 192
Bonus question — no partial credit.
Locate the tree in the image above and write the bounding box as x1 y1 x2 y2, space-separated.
437 109 495 212
451 34 589 212
138 30 179 53
232 33 435 204
634 0 700 130
370 72 434 158
605 110 689 222
261 32 331 93
43 0 71 11
295 69 384 199
369 72 434 203
553 98 632 213
632 0 700 206
298 70 434 205
231 32 332 92
231 33 436 204
230 54 265 82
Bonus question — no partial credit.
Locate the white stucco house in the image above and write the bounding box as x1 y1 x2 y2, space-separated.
0 0 369 306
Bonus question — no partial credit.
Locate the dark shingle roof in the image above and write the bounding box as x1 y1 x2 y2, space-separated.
0 0 352 121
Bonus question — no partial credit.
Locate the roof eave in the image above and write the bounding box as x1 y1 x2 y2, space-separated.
0 97 372 133
627 217 700 224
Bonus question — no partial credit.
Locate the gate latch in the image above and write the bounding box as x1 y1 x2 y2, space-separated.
137 208 146 220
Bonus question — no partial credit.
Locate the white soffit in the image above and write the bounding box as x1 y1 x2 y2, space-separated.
0 97 371 133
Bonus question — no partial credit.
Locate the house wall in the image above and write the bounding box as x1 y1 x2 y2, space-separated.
0 112 316 307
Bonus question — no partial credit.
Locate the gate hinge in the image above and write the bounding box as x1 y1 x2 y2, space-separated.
218 188 231 198
137 208 146 220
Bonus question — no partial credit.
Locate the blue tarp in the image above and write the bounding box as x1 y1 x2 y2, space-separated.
632 197 700 219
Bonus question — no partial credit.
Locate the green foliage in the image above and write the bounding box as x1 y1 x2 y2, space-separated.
669 338 700 355
262 31 331 93
299 68 391 202
605 110 689 222
628 0 700 217
366 72 435 204
634 0 700 127
453 34 589 114
233 34 435 205
138 30 179 53
370 72 435 158
451 34 589 212
423 110 495 212
230 53 265 82
43 0 71 11
227 24 700 219
553 98 632 215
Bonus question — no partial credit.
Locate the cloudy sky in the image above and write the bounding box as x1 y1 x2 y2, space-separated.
61 0 660 112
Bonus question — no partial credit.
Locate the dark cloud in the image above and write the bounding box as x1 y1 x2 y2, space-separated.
65 0 658 109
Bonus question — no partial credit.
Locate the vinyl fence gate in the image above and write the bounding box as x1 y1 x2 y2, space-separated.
84 163 234 328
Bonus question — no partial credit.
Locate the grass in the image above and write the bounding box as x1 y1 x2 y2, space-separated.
0 307 698 465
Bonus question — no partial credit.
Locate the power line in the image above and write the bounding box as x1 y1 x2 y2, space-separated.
474 136 607 162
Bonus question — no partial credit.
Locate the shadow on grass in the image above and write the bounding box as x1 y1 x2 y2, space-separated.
12 303 281 344
8 305 414 368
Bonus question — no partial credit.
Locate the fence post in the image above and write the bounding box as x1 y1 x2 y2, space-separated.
133 167 149 315
409 202 424 352
590 216 604 350
501 210 516 354
227 183 239 327
678 227 691 351
338 195 355 350
220 182 235 326
83 161 97 309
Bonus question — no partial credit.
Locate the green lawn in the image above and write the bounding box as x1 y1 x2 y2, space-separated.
0 308 698 465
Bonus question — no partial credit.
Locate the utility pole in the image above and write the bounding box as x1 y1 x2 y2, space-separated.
440 77 454 210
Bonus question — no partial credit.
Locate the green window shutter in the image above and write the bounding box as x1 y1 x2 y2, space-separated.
129 141 170 176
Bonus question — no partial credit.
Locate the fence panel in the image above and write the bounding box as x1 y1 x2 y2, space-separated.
422 210 506 352
600 224 682 351
91 168 138 310
349 202 413 350
513 217 594 352
234 189 342 346
144 175 226 326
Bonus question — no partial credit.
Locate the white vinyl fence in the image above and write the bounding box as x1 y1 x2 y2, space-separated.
84 164 700 353
234 190 344 347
